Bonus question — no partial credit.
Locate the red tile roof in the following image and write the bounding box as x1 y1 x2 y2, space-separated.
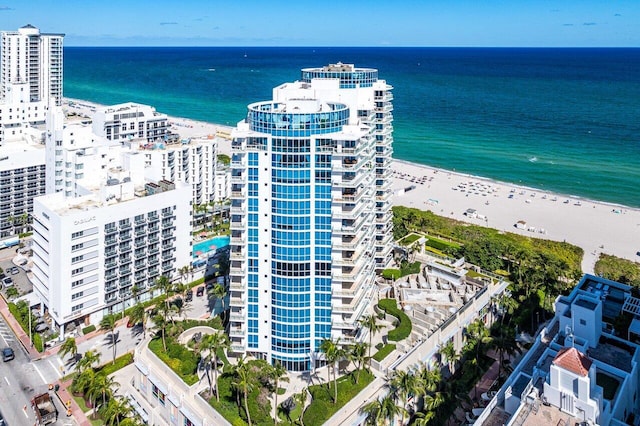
553 347 592 377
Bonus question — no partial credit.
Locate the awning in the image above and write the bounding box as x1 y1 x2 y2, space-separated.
179 406 203 426
148 374 168 395
135 361 149 376
126 393 149 423
167 392 180 407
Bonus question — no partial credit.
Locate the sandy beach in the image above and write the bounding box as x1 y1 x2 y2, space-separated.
63 98 640 273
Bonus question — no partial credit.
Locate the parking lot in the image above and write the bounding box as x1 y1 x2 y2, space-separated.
0 245 33 296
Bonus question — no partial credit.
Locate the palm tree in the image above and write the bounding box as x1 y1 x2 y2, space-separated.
129 304 148 338
210 283 228 315
71 367 96 396
349 342 369 384
496 290 519 326
59 336 78 364
439 341 459 375
100 394 132 426
100 315 118 365
201 331 229 401
361 393 408 426
493 326 520 379
232 357 254 426
359 314 384 368
270 361 289 425
156 275 174 312
151 309 169 351
77 349 101 373
320 337 343 403
295 388 308 426
389 370 422 426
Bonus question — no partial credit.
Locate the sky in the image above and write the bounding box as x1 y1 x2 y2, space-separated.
0 0 638 47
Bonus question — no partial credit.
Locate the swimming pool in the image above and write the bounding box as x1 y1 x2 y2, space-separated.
193 235 230 258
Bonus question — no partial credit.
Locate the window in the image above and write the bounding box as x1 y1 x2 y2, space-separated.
71 243 84 251
72 291 83 300
580 319 586 326
71 303 83 312
71 230 84 239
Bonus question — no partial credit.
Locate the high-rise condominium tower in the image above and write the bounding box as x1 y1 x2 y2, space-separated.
228 64 393 371
0 24 64 105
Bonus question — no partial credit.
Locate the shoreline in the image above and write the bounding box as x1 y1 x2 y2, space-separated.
62 97 640 271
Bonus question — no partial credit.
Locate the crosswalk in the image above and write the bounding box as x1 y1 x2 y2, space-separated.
0 321 14 345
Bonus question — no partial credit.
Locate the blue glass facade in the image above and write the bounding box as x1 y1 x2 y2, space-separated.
246 102 349 137
300 65 378 88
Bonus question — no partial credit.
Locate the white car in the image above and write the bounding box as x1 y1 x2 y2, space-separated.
481 391 497 402
1 277 12 288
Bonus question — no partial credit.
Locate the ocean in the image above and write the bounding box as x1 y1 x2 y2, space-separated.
64 47 640 207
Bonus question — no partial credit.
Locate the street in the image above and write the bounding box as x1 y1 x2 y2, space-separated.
0 315 70 425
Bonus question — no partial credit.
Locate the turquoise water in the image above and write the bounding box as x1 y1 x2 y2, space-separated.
193 235 230 258
64 47 640 207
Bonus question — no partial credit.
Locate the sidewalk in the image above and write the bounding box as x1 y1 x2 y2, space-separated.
0 293 41 358
54 378 88 426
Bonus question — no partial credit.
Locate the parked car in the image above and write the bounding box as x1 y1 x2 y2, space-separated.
185 290 193 302
196 286 204 297
9 267 19 275
2 347 14 362
2 277 12 288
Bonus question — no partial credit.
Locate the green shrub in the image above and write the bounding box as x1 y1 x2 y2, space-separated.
149 337 199 385
382 269 400 280
208 360 274 426
33 333 43 352
399 261 421 277
377 299 412 341
305 370 375 426
19 232 33 238
372 344 396 362
98 352 134 375
82 325 96 334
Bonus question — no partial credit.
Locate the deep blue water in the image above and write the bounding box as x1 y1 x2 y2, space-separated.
64 47 640 207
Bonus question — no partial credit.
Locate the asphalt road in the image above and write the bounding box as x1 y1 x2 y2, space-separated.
0 315 70 425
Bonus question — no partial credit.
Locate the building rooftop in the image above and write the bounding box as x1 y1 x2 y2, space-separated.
553 347 592 376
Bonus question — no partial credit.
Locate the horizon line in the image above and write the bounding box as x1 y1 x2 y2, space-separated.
63 45 640 49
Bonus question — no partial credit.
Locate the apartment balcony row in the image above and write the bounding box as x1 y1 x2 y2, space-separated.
375 103 394 113
229 326 246 338
332 202 368 221
374 92 394 102
230 293 246 306
332 171 370 189
374 125 393 137
230 218 246 230
229 280 245 291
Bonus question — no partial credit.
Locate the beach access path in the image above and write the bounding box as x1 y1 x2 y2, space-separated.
63 98 640 273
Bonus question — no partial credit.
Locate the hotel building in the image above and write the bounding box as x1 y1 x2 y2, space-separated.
228 64 394 371
92 102 170 144
31 161 192 335
0 24 64 106
476 274 640 426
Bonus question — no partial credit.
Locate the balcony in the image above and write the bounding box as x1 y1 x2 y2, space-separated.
229 326 246 337
229 311 245 322
119 222 132 230
161 210 174 218
230 280 245 291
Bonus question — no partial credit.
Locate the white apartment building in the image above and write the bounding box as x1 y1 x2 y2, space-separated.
92 102 170 144
228 64 393 370
31 169 192 335
0 24 64 106
45 103 121 195
476 274 640 426
130 137 218 206
0 133 46 237
274 63 395 270
0 81 47 144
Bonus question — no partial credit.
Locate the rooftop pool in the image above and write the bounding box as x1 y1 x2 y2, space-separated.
193 235 230 259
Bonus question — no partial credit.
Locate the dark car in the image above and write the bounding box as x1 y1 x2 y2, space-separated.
185 290 193 302
9 267 19 275
196 286 204 297
2 347 14 362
